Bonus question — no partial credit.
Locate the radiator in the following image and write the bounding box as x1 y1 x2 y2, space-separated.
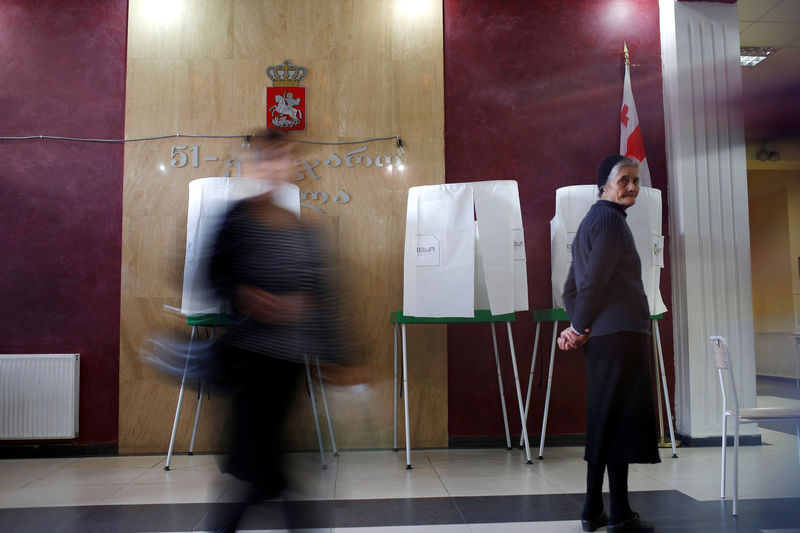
0 354 80 439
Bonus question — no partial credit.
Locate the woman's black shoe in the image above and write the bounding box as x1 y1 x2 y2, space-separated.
581 511 608 532
607 512 654 532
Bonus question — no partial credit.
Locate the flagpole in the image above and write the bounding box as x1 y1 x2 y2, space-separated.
622 41 676 449
633 33 669 444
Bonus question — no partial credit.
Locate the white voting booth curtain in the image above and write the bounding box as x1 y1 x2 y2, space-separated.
550 185 666 315
180 177 301 316
403 181 529 318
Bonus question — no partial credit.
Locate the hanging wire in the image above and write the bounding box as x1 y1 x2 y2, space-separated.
0 133 401 146
296 135 399 146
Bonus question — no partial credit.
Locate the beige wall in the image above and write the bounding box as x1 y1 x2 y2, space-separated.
749 188 793 332
120 0 446 453
747 140 800 377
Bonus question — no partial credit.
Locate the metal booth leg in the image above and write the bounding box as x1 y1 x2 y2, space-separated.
188 326 216 456
537 321 559 460
401 323 412 469
520 322 541 448
315 357 338 455
491 322 512 450
794 421 800 463
305 355 327 469
794 336 800 390
188 382 204 456
165 325 197 471
506 322 532 464
654 320 678 458
393 323 399 452
733 414 740 516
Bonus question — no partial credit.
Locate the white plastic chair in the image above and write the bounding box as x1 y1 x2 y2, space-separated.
709 336 800 516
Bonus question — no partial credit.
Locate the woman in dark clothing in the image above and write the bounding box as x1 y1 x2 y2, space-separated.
208 130 330 533
558 155 660 533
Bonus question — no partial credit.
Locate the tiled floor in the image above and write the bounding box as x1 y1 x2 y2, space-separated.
1 380 798 532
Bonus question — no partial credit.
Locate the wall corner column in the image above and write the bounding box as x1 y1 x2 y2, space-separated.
658 0 758 440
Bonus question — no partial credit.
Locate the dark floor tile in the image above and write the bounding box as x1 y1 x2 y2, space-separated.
757 376 800 401
333 497 464 527
1 492 799 532
237 500 336 530
0 507 86 533
454 493 584 523
80 503 210 533
628 491 800 533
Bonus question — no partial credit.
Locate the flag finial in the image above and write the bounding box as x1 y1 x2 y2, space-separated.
624 42 630 66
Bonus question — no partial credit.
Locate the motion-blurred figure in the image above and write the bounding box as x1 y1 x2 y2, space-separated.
207 130 340 532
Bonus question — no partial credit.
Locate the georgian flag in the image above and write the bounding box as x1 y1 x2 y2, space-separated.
620 60 652 187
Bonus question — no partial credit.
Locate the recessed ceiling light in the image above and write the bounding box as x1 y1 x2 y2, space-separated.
740 47 777 67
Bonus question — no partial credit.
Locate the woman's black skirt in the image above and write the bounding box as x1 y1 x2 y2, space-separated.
584 331 661 465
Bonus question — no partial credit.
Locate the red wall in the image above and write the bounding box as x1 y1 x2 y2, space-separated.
0 0 127 446
444 0 675 438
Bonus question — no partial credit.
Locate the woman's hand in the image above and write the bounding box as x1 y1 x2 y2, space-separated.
236 284 313 324
557 326 589 351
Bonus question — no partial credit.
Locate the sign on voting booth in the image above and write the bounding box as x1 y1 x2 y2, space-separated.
550 185 666 315
180 177 300 316
403 181 529 317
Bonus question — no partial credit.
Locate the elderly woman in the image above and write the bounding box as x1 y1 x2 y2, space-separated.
558 155 660 533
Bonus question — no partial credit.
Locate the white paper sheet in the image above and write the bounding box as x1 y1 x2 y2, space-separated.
550 185 666 315
472 180 529 314
626 187 667 315
180 177 300 315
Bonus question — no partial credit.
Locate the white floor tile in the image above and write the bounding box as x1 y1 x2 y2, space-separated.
69 455 165 469
336 451 438 479
527 447 585 461
528 457 589 476
0 468 56 491
100 479 231 505
0 457 78 472
335 526 471 533
625 469 674 492
134 465 229 484
469 520 582 532
536 471 599 495
0 483 125 508
428 454 537 478
440 473 562 496
630 453 718 480
283 481 337 501
659 475 726 501
158 453 226 470
27 465 150 487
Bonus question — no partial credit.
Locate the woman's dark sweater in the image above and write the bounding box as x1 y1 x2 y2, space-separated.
562 200 650 337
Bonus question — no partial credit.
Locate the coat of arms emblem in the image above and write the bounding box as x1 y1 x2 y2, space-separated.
266 59 307 131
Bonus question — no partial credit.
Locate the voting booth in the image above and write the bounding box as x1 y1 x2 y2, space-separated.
166 178 337 469
180 177 301 316
525 185 677 459
403 180 528 317
550 185 666 314
395 180 532 467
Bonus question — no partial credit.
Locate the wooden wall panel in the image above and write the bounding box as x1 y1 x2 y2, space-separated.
120 0 445 453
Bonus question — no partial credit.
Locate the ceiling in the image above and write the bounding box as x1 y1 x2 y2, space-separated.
737 0 800 141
